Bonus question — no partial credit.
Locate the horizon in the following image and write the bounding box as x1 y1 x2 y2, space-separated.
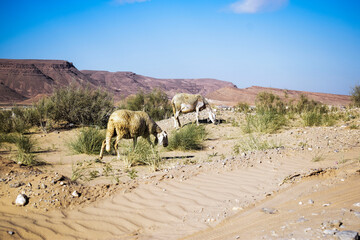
1 0 359 95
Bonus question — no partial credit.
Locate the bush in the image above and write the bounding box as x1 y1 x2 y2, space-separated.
12 134 40 166
235 102 251 113
243 111 287 134
124 139 162 171
351 85 360 107
121 89 172 121
233 134 282 154
256 92 286 114
69 127 105 154
168 124 207 151
45 85 114 127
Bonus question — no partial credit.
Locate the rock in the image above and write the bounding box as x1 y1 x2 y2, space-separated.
9 182 23 188
7 231 15 235
41 183 47 189
323 229 338 235
335 231 359 240
72 190 80 197
261 207 277 214
308 199 314 204
323 203 331 207
15 194 28 206
297 217 308 223
353 202 360 207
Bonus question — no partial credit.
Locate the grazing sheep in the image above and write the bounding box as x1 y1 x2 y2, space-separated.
99 109 168 159
171 93 216 129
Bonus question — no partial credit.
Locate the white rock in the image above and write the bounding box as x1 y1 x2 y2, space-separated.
72 190 80 197
15 194 27 206
353 202 360 207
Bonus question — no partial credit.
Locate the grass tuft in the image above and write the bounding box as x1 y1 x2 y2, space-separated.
168 124 207 151
69 127 105 155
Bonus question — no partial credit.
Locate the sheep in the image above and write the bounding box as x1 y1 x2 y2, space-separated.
171 93 216 129
99 109 168 159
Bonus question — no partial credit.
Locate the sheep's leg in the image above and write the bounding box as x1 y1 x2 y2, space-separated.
99 140 106 159
195 106 200 126
114 135 122 160
146 135 154 147
133 137 138 150
174 110 181 128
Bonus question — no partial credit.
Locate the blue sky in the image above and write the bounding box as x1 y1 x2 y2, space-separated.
1 0 359 95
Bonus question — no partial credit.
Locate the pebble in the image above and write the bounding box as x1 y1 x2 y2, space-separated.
296 217 308 223
335 230 359 240
261 207 277 214
323 229 338 235
7 231 14 235
353 202 360 207
323 203 331 207
72 190 80 197
9 182 23 188
308 199 314 204
15 194 28 206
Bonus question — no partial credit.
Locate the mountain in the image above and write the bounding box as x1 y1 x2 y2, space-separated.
207 86 351 106
0 59 352 107
81 70 236 98
0 59 235 104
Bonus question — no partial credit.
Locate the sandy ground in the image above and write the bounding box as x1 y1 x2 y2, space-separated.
0 109 360 239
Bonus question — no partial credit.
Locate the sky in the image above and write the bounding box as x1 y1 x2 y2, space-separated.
0 0 359 95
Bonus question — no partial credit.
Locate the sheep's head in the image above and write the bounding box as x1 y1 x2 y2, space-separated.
209 110 216 124
156 130 168 147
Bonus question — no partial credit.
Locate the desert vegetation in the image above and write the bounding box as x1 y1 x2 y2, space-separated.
119 89 172 121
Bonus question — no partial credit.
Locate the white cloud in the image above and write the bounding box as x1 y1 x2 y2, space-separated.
113 0 150 5
230 0 288 14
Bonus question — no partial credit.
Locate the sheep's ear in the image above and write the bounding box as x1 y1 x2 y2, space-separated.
154 136 158 145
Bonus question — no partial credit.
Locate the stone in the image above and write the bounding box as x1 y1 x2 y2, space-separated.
7 231 15 235
335 231 359 240
9 182 23 188
353 202 360 207
261 207 277 214
323 229 338 235
72 190 80 197
15 194 28 206
308 199 314 204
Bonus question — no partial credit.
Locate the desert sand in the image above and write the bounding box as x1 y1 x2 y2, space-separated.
1 110 360 240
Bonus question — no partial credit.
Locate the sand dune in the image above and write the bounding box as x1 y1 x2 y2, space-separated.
1 111 360 239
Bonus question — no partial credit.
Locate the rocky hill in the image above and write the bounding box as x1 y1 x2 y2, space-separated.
81 70 236 99
207 86 352 106
0 59 235 104
0 59 352 107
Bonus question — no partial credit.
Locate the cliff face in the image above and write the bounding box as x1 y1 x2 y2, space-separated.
0 59 235 104
0 59 97 101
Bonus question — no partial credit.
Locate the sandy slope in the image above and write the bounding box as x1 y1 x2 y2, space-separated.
0 110 360 239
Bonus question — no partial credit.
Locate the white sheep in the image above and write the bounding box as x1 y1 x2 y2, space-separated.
171 93 216 128
99 109 168 159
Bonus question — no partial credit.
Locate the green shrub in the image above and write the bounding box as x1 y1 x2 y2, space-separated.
168 124 207 151
12 134 40 166
45 85 114 127
256 92 286 114
235 102 251 113
243 111 287 134
351 85 360 107
124 139 162 171
301 110 322 126
233 134 282 154
69 127 105 154
121 89 172 121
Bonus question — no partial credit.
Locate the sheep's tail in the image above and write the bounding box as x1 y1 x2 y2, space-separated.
105 120 115 152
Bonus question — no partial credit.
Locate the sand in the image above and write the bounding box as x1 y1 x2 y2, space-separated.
1 110 360 239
